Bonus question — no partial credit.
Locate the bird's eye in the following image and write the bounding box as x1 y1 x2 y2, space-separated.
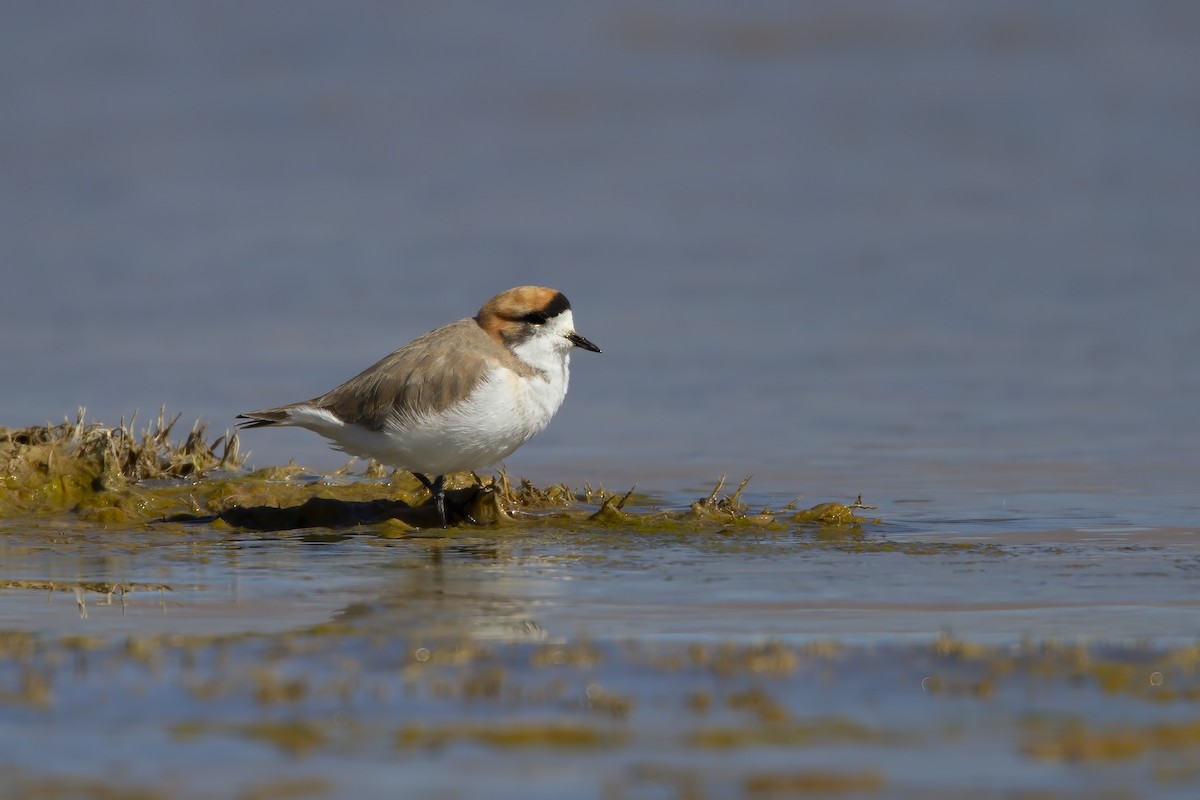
519 312 548 325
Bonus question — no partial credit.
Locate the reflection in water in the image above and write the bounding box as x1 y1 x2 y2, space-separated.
345 540 550 641
5 520 1200 644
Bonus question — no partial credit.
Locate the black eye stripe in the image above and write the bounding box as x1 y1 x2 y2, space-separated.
515 292 571 326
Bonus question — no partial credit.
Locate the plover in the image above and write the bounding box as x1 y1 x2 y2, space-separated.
237 286 600 527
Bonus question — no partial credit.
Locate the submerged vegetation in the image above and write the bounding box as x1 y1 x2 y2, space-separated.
5 628 1200 797
0 412 876 533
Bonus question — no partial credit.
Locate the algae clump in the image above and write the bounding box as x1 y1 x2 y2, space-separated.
2 412 880 536
1 409 243 518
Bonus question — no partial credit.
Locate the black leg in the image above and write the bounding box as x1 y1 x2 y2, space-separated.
412 471 478 528
430 474 448 528
410 472 447 527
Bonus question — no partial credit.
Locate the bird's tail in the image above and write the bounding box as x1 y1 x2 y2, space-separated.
235 407 293 429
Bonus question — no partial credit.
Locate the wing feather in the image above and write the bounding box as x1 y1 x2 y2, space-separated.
311 318 496 430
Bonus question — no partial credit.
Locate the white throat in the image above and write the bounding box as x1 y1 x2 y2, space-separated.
509 308 574 412
511 309 576 374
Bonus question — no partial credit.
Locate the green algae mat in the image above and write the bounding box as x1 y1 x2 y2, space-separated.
3 416 1200 799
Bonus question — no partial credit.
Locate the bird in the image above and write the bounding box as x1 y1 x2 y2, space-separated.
236 286 600 528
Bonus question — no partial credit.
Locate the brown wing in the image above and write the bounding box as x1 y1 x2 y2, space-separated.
310 318 500 430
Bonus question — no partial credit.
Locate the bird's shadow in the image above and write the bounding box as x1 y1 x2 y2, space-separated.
168 488 490 533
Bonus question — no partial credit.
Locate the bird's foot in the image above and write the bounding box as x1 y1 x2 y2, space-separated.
412 473 483 529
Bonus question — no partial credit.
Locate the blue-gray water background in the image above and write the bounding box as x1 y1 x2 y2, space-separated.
4 5 1200 797
2 0 1198 515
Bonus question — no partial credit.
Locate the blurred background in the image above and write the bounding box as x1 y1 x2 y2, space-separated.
2 0 1198 505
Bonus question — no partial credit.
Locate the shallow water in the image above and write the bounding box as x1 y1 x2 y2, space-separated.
4 512 1200 798
2 0 1200 797
5 516 1198 646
